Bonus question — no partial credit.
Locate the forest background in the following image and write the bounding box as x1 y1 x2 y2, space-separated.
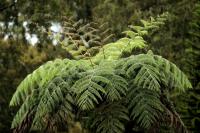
0 0 199 132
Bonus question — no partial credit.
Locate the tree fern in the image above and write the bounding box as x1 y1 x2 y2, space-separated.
10 13 192 132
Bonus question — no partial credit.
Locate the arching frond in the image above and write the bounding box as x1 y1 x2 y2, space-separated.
153 54 192 91
120 52 192 92
9 59 72 106
10 59 91 130
92 13 169 63
122 54 160 91
10 59 91 107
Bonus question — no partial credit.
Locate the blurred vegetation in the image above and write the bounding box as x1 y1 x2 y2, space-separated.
0 0 199 132
174 2 200 132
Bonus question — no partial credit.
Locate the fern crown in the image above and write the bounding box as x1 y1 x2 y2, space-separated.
10 12 192 133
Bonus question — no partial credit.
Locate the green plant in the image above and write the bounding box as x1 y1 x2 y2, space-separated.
10 13 192 133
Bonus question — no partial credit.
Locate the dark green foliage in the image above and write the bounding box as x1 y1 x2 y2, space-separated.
91 103 129 133
127 86 163 129
174 2 200 132
92 0 136 36
184 2 200 87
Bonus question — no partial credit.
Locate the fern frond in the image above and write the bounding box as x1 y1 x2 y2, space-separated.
121 54 160 92
120 52 192 92
10 59 91 130
30 61 90 130
91 103 129 133
134 64 161 91
104 74 128 101
92 37 147 63
127 86 164 129
92 13 169 63
12 74 75 130
72 66 127 110
153 54 192 91
11 89 38 128
31 77 70 129
9 59 73 106
10 59 91 107
72 71 106 110
58 18 114 59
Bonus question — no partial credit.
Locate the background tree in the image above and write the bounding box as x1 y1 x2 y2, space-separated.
174 2 200 132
